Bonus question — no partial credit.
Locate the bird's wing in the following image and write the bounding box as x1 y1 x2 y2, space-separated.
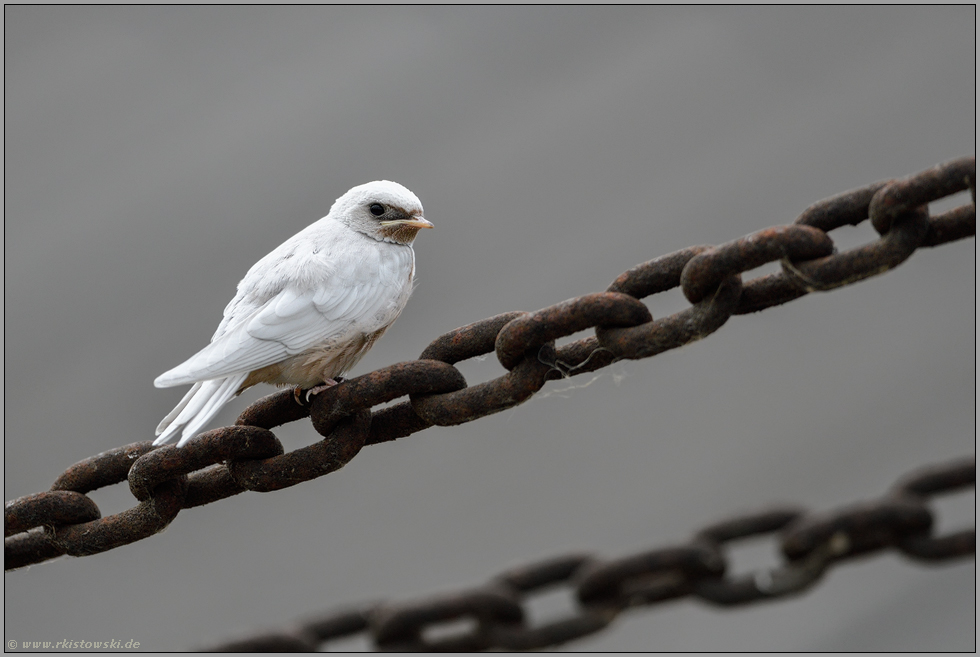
154 274 387 388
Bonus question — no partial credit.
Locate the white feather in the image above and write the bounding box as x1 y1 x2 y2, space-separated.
154 373 249 447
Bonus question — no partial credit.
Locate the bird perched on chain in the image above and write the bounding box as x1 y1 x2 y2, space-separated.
153 180 432 447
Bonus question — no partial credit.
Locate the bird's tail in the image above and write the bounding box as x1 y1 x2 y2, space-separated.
154 373 248 447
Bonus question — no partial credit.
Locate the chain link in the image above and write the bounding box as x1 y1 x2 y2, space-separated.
5 156 975 572
203 456 973 651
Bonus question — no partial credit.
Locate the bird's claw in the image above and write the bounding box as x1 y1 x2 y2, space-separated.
293 378 343 406
306 379 340 402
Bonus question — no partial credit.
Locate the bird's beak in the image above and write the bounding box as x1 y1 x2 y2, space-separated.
381 216 433 229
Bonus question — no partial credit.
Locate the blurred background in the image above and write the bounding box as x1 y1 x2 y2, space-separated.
5 6 975 651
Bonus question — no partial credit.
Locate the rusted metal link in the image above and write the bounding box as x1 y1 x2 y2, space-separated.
898 528 976 561
494 292 653 371
786 205 931 291
4 491 100 537
6 440 188 565
411 352 555 426
597 275 742 359
365 401 434 446
489 607 614 651
54 478 186 558
781 495 932 561
786 159 975 291
717 181 952 312
209 633 313 652
129 425 282 501
372 586 523 651
495 553 597 593
893 455 976 496
576 544 724 608
51 441 157 494
228 411 371 492
489 554 612 650
607 245 713 298
212 604 377 652
411 311 561 423
696 507 806 543
733 273 808 314
599 245 744 357
420 311 529 364
692 507 818 605
548 336 619 377
891 456 976 561
308 360 466 438
794 180 892 232
183 465 249 509
869 156 975 235
680 225 834 304
492 614 614 651
4 532 70 571
4 441 159 570
235 388 311 430
301 605 376 645
922 204 976 247
8 490 190 569
423 307 615 381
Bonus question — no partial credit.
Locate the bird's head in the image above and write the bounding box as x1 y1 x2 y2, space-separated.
331 180 432 245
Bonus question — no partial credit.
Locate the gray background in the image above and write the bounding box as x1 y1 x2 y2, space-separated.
5 6 975 652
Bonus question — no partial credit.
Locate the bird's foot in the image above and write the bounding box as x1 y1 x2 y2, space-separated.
306 379 340 402
293 378 344 406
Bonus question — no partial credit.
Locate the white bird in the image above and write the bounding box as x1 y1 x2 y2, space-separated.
153 180 433 447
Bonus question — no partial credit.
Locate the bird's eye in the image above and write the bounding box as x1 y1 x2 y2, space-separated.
369 203 385 217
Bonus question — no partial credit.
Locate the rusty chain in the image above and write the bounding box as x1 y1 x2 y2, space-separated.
204 456 974 651
5 156 975 572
